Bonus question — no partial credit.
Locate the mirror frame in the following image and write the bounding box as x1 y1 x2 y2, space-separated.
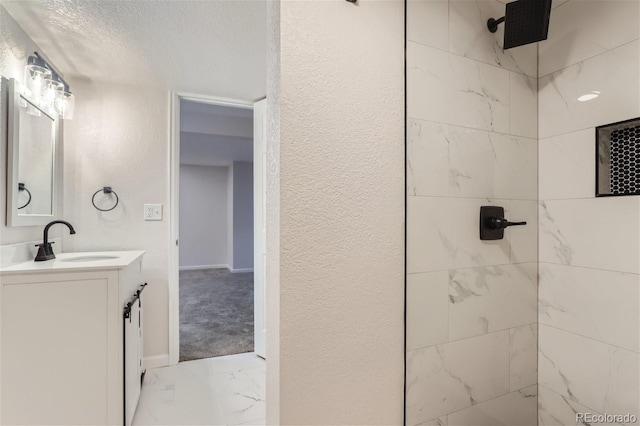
6 78 62 226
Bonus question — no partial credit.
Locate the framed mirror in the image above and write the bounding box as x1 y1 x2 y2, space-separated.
6 78 61 226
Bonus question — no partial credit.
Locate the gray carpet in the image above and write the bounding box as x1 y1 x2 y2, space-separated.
179 268 254 362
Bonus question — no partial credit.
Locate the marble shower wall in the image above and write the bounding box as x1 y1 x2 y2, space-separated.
405 1 538 424
537 1 640 424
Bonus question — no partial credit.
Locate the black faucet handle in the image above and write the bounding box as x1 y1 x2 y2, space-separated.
489 217 527 230
34 242 55 247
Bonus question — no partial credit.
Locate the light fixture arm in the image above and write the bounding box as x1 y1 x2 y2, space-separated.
32 52 71 94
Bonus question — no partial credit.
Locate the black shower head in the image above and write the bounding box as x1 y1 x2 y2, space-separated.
488 0 553 50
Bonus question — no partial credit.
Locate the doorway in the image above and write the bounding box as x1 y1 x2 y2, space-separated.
169 94 266 365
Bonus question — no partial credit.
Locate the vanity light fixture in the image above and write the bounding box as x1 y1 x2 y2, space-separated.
24 52 74 119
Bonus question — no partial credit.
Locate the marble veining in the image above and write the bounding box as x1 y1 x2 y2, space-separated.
539 0 640 77
132 352 265 426
406 1 538 424
539 325 639 417
448 264 537 341
539 263 640 352
418 417 448 426
538 129 595 201
448 0 537 78
407 120 537 200
447 385 537 426
539 40 640 139
538 385 599 426
407 41 510 134
406 331 510 425
539 198 640 273
407 197 512 273
509 324 537 391
539 201 573 265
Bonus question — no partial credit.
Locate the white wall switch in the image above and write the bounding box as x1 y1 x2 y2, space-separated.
144 204 163 221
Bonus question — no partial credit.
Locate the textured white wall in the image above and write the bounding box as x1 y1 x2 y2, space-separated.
265 0 281 421
232 161 253 270
0 6 62 244
179 165 229 269
267 0 405 423
180 132 252 167
61 79 169 359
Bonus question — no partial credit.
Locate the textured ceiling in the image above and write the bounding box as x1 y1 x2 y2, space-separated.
1 0 267 101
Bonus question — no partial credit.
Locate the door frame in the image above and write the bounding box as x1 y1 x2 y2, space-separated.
168 91 254 366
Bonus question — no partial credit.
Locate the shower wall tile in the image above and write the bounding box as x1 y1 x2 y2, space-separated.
407 119 450 197
510 73 538 139
406 331 510 425
407 121 538 200
418 417 447 426
446 385 537 426
448 263 537 341
539 0 640 77
539 263 640 352
539 325 639 416
539 198 640 273
539 40 640 139
406 1 539 424
538 385 607 426
407 271 450 351
448 128 537 200
448 0 537 78
407 197 511 273
538 128 595 201
495 0 569 10
508 200 537 264
407 41 510 133
407 0 448 50
509 324 537 391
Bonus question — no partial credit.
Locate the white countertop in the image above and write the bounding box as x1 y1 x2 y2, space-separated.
0 250 146 275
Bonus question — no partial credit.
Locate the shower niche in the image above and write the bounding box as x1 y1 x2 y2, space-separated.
596 117 640 197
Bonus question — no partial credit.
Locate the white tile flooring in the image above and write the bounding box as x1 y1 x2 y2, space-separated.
133 352 266 426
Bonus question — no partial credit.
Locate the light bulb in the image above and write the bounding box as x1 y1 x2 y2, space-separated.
42 77 63 110
25 65 50 101
55 91 75 119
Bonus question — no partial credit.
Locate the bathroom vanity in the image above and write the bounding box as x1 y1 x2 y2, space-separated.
0 250 146 426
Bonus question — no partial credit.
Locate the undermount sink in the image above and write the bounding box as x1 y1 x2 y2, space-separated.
60 255 120 262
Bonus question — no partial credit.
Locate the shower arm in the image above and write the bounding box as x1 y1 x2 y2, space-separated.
487 16 505 33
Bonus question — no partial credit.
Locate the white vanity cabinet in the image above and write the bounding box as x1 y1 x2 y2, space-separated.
0 251 146 426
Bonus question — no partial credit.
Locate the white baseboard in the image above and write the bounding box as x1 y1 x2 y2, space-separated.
231 268 254 273
144 354 170 369
179 264 230 271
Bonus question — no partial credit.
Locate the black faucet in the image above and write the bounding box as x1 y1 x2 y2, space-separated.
35 220 76 261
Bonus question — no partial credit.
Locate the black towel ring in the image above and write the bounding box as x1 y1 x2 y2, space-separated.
92 187 119 212
18 183 31 210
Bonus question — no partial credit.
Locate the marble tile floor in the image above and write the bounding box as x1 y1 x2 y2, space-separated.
133 352 266 426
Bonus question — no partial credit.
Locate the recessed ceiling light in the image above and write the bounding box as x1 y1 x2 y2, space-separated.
578 93 599 102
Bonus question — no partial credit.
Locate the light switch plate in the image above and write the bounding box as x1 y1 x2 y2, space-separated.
144 204 163 221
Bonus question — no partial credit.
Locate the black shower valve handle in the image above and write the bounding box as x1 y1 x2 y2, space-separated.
488 217 527 230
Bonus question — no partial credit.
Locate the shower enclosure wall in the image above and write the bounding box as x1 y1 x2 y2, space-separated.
406 1 640 425
537 1 639 424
